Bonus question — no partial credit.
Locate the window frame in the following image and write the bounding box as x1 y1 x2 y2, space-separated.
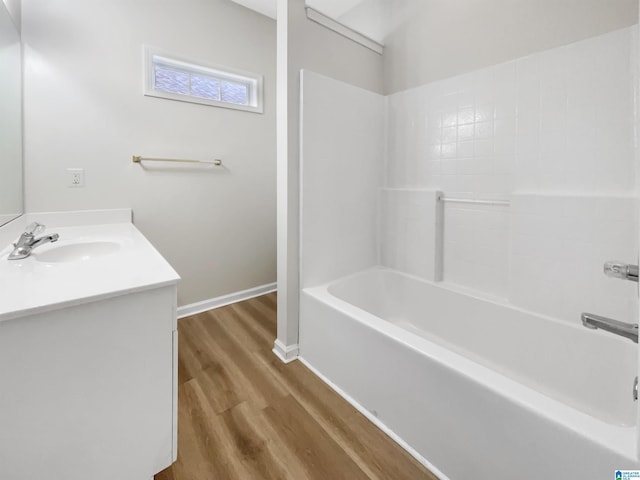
143 46 264 114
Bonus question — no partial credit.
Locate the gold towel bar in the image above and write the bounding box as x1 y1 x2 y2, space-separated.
132 155 222 166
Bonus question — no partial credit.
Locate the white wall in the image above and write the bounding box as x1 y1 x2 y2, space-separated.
384 26 639 325
22 0 276 306
300 70 384 288
384 0 638 94
276 0 383 353
2 0 20 30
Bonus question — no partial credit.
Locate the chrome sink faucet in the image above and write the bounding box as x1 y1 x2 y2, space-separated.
8 222 59 260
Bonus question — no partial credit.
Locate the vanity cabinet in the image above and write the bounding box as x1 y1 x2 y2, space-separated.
0 284 178 480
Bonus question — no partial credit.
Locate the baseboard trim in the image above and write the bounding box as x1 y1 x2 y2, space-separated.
272 339 299 363
297 356 449 480
177 282 277 318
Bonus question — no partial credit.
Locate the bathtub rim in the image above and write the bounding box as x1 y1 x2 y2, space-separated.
325 265 631 334
301 266 638 462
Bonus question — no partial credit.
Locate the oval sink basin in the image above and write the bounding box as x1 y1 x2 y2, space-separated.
35 241 121 263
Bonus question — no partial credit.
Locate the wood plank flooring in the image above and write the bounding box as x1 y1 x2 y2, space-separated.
155 293 438 480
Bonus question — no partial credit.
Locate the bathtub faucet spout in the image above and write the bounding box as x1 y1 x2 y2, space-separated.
581 312 638 343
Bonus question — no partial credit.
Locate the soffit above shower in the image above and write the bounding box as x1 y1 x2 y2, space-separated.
230 0 277 19
306 0 390 44
229 0 391 46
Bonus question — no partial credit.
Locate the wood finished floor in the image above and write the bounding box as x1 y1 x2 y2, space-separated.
155 293 438 480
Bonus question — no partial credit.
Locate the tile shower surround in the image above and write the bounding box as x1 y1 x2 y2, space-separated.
384 26 638 324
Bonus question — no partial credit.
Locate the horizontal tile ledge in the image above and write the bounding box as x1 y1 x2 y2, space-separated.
512 192 638 199
439 196 510 207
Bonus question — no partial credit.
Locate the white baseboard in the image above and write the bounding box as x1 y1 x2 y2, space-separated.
272 339 299 363
297 357 449 480
177 282 277 318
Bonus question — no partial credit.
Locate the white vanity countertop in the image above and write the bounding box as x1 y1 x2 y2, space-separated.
0 222 180 322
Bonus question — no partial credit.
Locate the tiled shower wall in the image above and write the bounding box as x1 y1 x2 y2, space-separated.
384 26 639 324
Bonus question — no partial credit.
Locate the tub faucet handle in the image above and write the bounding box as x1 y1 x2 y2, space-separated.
604 261 638 282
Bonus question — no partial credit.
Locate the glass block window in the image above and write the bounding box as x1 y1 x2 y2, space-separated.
144 47 263 113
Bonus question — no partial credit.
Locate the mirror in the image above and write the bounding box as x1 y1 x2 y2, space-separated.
0 1 22 227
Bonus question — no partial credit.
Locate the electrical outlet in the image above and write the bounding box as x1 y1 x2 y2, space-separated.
66 168 84 188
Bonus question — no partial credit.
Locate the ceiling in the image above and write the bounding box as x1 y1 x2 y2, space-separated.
307 0 374 18
230 0 277 19
229 0 375 21
230 0 389 44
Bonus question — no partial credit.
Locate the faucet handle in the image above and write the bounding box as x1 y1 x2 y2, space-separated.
24 222 45 236
604 261 639 282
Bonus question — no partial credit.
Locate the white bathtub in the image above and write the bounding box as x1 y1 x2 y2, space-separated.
299 267 640 479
